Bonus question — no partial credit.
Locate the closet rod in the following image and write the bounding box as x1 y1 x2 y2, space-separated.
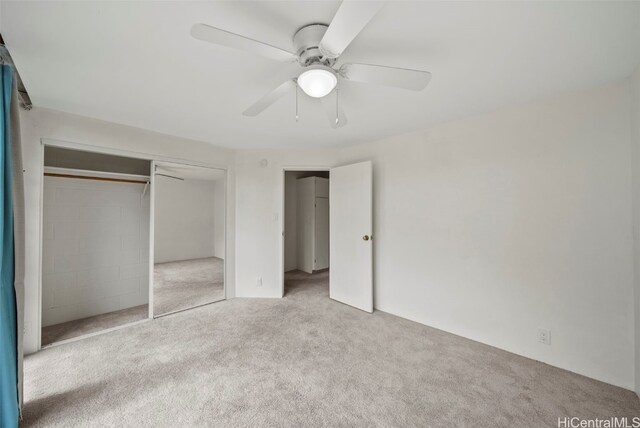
43 173 148 184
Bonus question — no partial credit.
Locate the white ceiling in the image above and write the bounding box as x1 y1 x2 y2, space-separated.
2 1 640 149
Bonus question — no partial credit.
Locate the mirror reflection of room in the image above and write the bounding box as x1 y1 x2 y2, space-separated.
153 163 225 316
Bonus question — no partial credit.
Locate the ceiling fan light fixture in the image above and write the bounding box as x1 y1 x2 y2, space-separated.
297 65 337 98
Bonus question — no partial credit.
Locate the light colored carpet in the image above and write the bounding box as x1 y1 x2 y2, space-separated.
153 257 224 316
41 304 148 347
24 270 640 427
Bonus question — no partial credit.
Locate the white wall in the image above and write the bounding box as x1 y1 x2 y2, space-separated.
337 81 634 389
19 107 236 354
154 177 221 264
630 65 640 396
42 177 149 326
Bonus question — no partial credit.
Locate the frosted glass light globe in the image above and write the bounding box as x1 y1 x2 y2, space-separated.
297 66 337 98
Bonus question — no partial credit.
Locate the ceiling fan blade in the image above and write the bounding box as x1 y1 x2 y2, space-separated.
320 92 348 128
319 1 384 59
243 79 297 117
191 23 297 62
340 63 431 91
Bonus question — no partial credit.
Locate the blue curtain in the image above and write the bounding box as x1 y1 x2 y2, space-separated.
0 64 18 428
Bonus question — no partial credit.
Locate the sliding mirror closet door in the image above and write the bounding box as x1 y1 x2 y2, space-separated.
152 162 225 317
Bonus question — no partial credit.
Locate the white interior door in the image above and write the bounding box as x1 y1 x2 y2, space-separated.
330 161 373 313
314 197 329 270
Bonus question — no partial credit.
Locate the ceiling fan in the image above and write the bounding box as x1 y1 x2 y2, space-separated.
191 1 431 128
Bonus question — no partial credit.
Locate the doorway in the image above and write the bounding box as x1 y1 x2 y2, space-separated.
152 161 226 316
280 161 373 312
283 170 330 296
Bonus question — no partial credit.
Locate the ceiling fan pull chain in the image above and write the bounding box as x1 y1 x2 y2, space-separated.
295 80 299 122
335 86 339 125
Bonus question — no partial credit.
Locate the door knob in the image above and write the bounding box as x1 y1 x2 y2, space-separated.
363 235 370 241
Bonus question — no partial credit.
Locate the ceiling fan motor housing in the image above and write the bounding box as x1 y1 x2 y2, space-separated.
293 24 335 67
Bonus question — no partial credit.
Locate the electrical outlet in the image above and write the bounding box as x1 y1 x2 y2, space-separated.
257 277 262 287
537 328 551 345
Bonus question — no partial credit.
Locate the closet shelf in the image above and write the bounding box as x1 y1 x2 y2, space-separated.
43 166 150 184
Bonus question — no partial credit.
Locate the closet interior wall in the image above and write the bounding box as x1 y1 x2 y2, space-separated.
41 146 151 341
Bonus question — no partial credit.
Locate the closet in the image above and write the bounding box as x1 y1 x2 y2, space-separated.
296 176 329 273
41 146 151 346
39 146 229 347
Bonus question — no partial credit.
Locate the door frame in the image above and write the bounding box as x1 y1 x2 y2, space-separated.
37 138 228 350
278 166 331 298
